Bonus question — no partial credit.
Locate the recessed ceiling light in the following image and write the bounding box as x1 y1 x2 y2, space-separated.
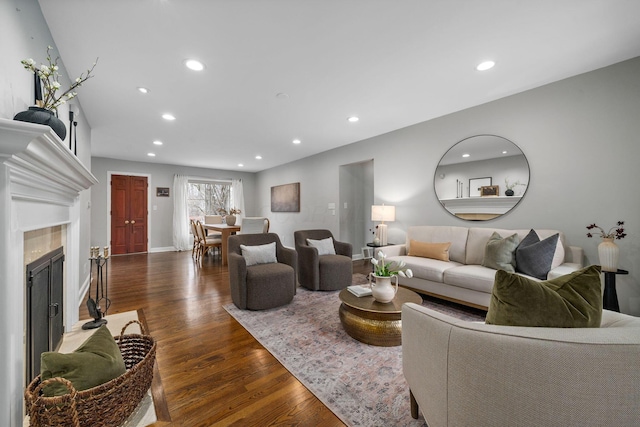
185 59 205 71
292 139 301 144
348 116 359 123
153 140 163 146
147 153 156 157
255 155 262 160
276 92 289 100
502 150 508 154
238 163 244 167
162 113 176 121
137 87 149 94
462 153 470 158
476 61 495 71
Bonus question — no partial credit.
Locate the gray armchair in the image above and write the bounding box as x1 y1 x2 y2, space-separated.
294 229 352 291
228 233 297 310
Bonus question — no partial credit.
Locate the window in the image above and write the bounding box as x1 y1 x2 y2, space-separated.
187 181 231 223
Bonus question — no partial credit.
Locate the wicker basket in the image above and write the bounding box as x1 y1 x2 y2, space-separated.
25 320 156 427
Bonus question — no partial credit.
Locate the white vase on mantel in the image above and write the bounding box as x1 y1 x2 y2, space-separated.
598 237 619 272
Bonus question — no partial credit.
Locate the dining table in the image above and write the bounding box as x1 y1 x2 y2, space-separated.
202 223 241 266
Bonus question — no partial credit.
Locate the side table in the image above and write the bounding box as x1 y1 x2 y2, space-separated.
603 268 628 312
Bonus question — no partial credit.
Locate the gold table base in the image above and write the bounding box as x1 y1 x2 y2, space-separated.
338 286 422 347
339 303 402 346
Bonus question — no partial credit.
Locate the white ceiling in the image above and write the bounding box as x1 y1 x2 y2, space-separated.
38 0 640 172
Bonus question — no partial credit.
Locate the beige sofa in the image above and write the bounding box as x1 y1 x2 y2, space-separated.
402 303 640 426
384 226 583 310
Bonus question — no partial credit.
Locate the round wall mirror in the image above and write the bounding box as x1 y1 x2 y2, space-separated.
434 135 529 221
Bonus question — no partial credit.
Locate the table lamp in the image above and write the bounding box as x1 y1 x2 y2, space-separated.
371 205 395 246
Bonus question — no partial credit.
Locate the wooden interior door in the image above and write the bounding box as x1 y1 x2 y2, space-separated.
111 175 148 255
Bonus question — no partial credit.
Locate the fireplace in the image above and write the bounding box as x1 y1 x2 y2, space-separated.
0 119 97 426
25 245 65 384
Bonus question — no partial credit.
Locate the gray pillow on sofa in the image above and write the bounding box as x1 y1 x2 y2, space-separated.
482 232 519 273
516 230 559 280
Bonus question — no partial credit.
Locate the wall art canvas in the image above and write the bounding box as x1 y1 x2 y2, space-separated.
271 182 300 212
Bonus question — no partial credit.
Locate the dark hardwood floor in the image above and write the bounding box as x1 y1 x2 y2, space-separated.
79 250 372 426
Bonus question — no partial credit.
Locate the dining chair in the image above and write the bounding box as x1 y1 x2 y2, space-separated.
240 217 270 234
190 220 201 260
196 220 222 260
204 215 223 238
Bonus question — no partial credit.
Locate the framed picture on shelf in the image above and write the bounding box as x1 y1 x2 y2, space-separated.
469 177 491 197
480 185 500 197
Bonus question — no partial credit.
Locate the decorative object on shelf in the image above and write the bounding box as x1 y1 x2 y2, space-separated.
369 250 413 303
14 46 97 140
83 246 111 330
218 207 242 226
504 178 527 196
586 221 626 272
373 236 381 246
480 185 499 197
371 204 395 246
14 106 68 140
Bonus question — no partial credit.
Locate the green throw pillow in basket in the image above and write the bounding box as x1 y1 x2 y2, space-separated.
40 324 126 396
27 319 156 427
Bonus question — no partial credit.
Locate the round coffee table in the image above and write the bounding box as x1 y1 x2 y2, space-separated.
338 286 422 346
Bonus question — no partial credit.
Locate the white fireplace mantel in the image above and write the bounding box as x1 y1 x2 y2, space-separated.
0 118 98 426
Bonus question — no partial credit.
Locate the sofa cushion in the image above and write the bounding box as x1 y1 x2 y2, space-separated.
486 265 603 328
406 226 469 264
516 230 559 280
40 325 126 396
408 240 451 261
389 255 460 283
443 265 498 293
306 237 336 255
482 232 519 272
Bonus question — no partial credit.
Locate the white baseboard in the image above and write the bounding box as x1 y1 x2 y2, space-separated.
148 246 177 253
78 273 91 307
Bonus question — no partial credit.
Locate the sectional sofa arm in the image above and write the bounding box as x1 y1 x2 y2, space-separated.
402 303 640 426
565 245 584 266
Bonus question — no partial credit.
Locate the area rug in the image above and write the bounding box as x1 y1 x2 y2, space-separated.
24 311 157 427
223 274 485 426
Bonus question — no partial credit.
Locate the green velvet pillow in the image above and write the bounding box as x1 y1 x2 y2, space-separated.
481 232 520 273
486 265 603 328
40 325 126 396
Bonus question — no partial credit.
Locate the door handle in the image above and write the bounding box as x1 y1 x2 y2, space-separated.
124 220 130 224
131 220 136 224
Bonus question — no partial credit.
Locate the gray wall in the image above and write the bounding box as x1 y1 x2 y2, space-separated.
90 157 256 250
256 57 640 316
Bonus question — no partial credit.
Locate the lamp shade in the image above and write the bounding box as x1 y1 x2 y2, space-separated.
371 205 395 222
